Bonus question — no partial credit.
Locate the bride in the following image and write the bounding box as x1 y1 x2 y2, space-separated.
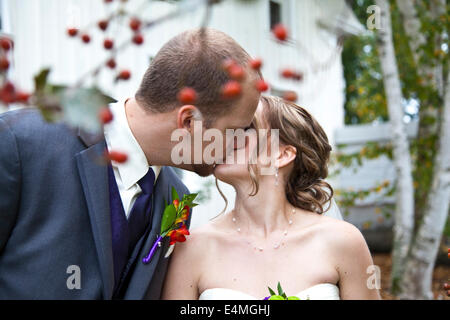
162 95 381 300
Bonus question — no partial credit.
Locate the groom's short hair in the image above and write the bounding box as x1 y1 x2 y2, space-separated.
135 28 261 122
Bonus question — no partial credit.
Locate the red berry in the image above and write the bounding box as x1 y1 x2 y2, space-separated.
177 87 197 104
103 38 114 50
106 58 116 69
0 57 9 70
0 81 16 103
222 58 236 72
98 107 114 124
15 91 31 104
3 81 15 93
132 33 144 45
106 150 128 163
222 81 241 99
249 58 262 70
118 69 131 80
292 72 304 81
255 79 269 92
281 68 304 81
81 34 91 43
273 23 288 41
228 64 246 81
281 68 295 79
283 91 297 102
98 20 108 31
129 18 141 31
67 28 78 37
0 38 11 51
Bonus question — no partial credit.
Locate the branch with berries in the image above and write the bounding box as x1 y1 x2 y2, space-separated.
1 0 337 167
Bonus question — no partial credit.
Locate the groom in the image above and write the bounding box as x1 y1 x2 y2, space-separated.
0 28 261 299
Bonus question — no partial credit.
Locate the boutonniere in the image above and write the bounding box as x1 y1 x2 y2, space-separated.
263 282 302 300
142 187 198 264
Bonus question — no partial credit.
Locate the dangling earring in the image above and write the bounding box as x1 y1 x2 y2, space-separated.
275 166 279 186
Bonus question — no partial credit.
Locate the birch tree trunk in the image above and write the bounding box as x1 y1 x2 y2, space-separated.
394 0 449 299
399 72 450 300
395 0 444 94
396 0 443 138
375 0 416 293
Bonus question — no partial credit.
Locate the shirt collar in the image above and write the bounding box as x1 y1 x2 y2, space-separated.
104 97 161 190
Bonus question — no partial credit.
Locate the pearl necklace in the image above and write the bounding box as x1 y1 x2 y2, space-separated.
231 207 297 251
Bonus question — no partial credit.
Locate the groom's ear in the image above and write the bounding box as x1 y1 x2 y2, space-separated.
176 105 202 131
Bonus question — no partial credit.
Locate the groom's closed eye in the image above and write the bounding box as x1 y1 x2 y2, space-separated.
232 125 254 150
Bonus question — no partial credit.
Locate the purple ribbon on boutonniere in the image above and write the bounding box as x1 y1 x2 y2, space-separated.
142 187 198 264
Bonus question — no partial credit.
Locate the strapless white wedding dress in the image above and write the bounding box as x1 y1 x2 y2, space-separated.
199 283 340 300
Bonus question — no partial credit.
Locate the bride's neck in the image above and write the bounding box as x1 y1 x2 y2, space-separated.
233 181 293 237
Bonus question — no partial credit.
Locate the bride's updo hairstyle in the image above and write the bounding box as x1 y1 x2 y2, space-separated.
250 95 333 214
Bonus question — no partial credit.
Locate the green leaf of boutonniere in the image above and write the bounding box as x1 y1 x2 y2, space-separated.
160 204 177 235
171 186 179 202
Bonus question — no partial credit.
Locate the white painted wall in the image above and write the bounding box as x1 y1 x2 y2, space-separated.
3 0 356 229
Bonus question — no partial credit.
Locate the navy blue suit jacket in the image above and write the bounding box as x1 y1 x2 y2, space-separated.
0 108 190 299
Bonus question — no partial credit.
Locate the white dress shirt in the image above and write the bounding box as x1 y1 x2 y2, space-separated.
103 97 161 218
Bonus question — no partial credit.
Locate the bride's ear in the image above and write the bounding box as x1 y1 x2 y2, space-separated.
176 105 203 131
276 145 297 169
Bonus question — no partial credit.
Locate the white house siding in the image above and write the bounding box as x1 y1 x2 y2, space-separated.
2 0 359 229
334 120 419 251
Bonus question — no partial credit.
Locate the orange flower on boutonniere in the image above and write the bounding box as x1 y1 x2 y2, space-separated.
142 187 197 264
168 222 190 245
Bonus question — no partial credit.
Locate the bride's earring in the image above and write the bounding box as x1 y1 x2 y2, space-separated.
275 166 279 186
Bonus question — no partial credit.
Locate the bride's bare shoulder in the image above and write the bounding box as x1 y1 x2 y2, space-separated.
316 215 369 252
174 216 227 253
192 217 231 243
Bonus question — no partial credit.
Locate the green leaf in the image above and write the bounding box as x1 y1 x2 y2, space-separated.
268 295 285 300
160 204 177 234
287 296 300 300
59 86 116 133
268 287 276 296
180 193 198 209
34 68 51 92
182 193 197 203
277 282 285 296
172 187 179 202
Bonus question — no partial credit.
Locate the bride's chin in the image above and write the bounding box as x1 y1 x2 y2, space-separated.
213 163 245 182
212 163 229 179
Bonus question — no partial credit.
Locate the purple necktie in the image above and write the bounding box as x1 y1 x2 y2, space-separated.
107 164 155 292
128 167 155 252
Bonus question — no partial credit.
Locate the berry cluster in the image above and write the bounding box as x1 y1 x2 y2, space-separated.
0 37 31 106
66 1 150 84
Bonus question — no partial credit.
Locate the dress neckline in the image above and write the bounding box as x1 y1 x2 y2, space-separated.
199 283 339 300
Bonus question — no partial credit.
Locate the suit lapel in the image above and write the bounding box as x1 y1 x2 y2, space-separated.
75 129 114 299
